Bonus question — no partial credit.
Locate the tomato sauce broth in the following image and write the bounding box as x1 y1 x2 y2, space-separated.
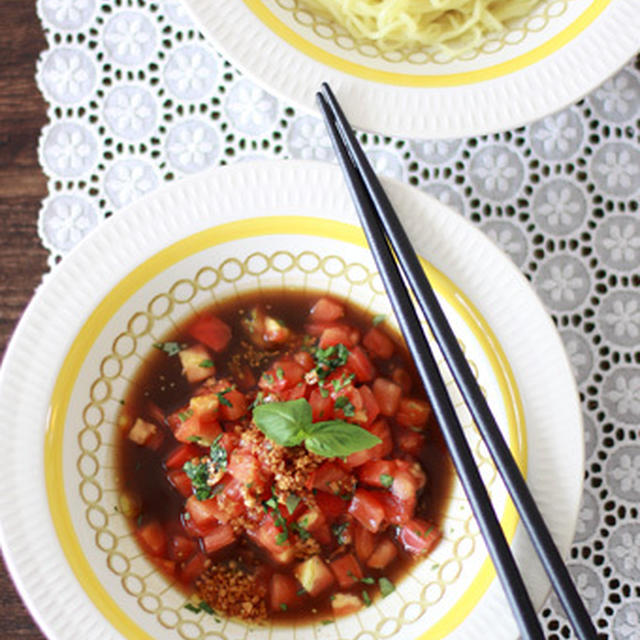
117 289 454 623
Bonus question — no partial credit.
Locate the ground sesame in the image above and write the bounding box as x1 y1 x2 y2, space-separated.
196 562 267 622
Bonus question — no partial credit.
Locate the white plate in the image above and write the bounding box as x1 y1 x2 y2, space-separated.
181 0 639 138
0 161 582 639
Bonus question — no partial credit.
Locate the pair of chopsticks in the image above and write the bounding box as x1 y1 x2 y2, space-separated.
316 83 598 640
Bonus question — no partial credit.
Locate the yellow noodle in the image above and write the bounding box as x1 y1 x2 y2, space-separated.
299 0 542 53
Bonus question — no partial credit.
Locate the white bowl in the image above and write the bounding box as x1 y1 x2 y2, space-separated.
180 0 639 138
0 161 583 640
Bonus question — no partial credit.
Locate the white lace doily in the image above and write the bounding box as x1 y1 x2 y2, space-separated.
35 1 640 638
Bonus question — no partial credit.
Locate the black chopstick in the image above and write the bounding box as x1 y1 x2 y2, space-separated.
317 84 598 640
318 82 598 640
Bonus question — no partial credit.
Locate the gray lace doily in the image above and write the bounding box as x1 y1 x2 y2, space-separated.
35 1 640 637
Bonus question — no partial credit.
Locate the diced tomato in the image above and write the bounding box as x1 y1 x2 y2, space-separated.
397 459 427 489
319 325 358 350
346 346 375 383
280 382 308 401
154 557 177 577
296 508 331 544
331 385 364 422
373 378 402 417
309 388 333 421
330 553 362 589
189 392 219 419
367 538 398 569
392 367 412 394
253 516 294 564
188 312 232 353
174 414 222 445
167 470 193 498
229 362 256 390
218 388 247 421
344 419 392 468
354 523 377 563
309 297 345 323
137 521 167 557
269 573 300 612
259 360 306 393
179 344 214 384
357 459 396 488
311 461 352 494
379 492 415 525
294 556 334 597
180 552 207 584
128 418 158 447
358 384 380 426
185 495 220 530
332 593 363 616
348 489 386 533
202 523 236 554
315 491 349 521
170 535 197 562
363 327 394 359
165 443 202 470
293 350 315 371
218 432 241 456
228 450 265 489
396 428 426 456
263 315 291 345
396 398 431 430
391 470 417 503
398 519 441 555
146 401 166 425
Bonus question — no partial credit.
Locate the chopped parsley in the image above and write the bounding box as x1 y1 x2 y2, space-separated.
209 434 228 474
153 341 184 356
319 387 329 398
275 531 288 545
313 343 350 380
198 359 215 368
334 396 355 417
279 603 288 611
360 576 375 584
184 601 216 615
297 588 306 596
379 473 394 488
321 619 334 625
215 388 233 407
372 314 386 326
379 577 395 597
251 391 265 408
361 590 372 607
199 601 215 615
183 460 212 501
262 373 274 384
331 521 349 545
178 409 194 422
276 367 285 380
331 373 355 393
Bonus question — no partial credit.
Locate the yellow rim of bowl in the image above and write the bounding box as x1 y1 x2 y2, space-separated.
241 0 610 87
45 216 526 640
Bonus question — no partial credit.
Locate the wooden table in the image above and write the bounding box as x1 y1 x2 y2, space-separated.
0 2 49 638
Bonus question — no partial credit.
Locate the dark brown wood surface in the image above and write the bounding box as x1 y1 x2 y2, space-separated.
0 1 49 638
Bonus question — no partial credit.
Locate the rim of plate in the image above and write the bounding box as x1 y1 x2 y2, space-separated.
179 0 639 138
0 160 583 640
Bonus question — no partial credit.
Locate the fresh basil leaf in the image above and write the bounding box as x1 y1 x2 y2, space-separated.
304 420 381 457
253 399 310 447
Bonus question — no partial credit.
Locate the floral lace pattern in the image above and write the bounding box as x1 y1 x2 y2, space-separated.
34 1 640 637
